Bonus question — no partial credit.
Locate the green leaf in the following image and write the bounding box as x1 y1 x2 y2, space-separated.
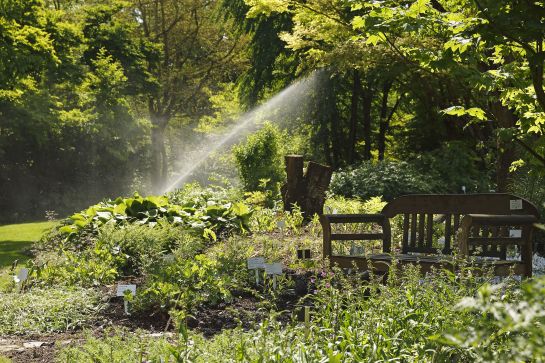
231 202 250 216
407 0 430 18
366 34 384 46
442 106 487 121
59 225 76 234
352 16 365 30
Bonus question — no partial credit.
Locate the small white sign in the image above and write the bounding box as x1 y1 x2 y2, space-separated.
163 254 175 263
15 268 29 283
264 262 283 275
510 199 523 210
247 257 265 269
116 284 136 297
509 229 522 238
277 220 286 230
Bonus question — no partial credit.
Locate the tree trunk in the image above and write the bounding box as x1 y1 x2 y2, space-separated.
348 69 361 163
490 102 517 192
281 155 333 220
377 82 392 160
282 155 304 210
362 87 373 160
150 118 168 194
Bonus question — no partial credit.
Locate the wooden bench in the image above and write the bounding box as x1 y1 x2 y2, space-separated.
321 194 539 277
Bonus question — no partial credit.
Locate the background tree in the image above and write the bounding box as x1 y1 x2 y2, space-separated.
131 0 248 192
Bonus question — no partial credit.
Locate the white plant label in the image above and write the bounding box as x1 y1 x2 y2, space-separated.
163 254 175 263
510 199 523 210
277 220 286 230
349 246 364 256
509 229 522 238
116 284 136 297
264 262 283 275
247 257 265 270
16 268 29 282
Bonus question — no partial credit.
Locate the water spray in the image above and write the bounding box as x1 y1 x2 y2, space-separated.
162 72 321 193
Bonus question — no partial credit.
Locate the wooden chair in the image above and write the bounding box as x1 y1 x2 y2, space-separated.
321 194 540 277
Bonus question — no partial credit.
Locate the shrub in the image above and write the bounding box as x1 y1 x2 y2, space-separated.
136 254 235 314
412 141 493 193
233 123 285 195
94 223 204 276
324 195 386 214
330 160 433 201
35 223 204 286
442 277 545 361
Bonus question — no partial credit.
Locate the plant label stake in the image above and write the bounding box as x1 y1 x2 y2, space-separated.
277 220 286 236
247 257 265 284
265 262 283 289
304 306 310 338
116 284 136 315
14 268 29 290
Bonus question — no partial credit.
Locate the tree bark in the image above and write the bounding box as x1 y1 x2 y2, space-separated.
489 102 517 192
377 82 391 160
348 69 361 163
150 115 169 193
282 155 333 220
362 86 373 160
282 155 304 211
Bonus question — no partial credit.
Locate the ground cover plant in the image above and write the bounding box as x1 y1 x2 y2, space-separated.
0 287 104 335
56 263 545 363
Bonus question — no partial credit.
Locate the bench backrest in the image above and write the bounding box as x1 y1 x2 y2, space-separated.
380 194 539 255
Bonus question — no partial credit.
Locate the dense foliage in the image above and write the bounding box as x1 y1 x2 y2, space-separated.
331 160 433 201
233 123 285 197
3 0 545 222
59 192 252 240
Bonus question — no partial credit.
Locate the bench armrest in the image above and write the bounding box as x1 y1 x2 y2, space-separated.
320 214 391 257
458 214 536 276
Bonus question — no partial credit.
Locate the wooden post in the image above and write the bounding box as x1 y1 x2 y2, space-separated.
282 155 333 220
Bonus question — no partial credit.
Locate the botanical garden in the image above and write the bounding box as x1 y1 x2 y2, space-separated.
1 0 545 362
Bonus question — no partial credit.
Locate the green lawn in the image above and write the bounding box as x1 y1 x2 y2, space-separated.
0 221 57 269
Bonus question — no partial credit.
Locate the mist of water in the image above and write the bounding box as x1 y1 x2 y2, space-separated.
162 71 321 193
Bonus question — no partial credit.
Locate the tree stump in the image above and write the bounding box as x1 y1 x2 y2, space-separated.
281 155 333 219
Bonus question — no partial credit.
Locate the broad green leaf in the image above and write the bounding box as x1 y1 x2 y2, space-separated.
232 202 250 216
352 16 365 30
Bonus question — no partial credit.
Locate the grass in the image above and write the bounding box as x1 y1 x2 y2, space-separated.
0 221 57 289
0 221 57 268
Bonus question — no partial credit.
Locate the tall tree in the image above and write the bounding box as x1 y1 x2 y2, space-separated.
132 0 247 192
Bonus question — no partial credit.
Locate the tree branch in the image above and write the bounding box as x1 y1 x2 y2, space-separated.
514 137 545 166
